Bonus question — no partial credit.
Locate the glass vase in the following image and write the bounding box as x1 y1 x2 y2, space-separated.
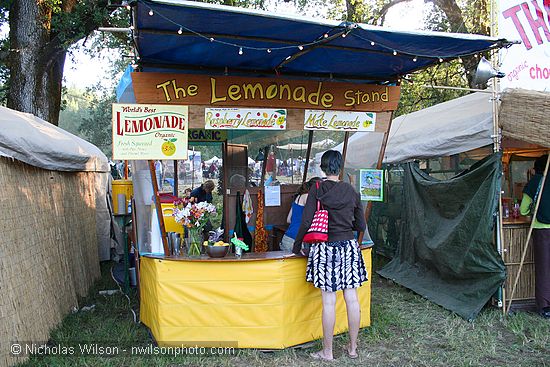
187 227 202 258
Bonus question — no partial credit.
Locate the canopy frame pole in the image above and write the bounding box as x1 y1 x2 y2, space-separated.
149 160 170 256
339 131 350 181
302 131 314 184
506 153 550 314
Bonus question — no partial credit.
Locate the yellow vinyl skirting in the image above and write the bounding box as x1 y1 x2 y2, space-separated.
140 248 371 349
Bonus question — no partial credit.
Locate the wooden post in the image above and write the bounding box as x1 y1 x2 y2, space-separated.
149 160 170 256
124 160 129 179
506 153 550 313
302 131 314 184
339 131 350 181
173 160 178 196
358 111 394 244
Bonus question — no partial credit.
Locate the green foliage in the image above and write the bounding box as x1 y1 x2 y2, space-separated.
79 89 116 158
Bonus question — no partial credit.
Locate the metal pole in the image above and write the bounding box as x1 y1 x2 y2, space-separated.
339 132 350 181
302 131 314 184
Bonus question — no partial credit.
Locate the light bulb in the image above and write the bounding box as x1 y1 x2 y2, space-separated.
439 58 443 62
238 47 243 55
324 33 329 38
178 28 182 34
413 57 417 62
298 45 304 51
209 37 214 42
370 41 375 46
267 49 272 53
342 33 346 38
393 50 397 56
148 9 154 16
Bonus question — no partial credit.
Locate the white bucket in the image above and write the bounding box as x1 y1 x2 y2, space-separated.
149 208 163 254
116 193 127 215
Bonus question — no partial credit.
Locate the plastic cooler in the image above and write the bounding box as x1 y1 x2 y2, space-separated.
112 179 133 215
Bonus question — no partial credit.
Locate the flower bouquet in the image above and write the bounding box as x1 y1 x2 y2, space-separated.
173 198 216 257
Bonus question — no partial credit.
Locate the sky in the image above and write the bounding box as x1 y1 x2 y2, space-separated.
62 0 428 90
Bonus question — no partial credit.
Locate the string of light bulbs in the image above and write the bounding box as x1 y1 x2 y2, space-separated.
136 0 496 64
143 3 342 55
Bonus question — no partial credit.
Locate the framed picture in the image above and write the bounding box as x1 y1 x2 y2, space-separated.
359 169 384 202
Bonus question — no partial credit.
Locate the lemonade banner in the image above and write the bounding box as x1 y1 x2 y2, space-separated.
304 110 376 131
205 108 287 130
112 104 188 160
360 169 384 202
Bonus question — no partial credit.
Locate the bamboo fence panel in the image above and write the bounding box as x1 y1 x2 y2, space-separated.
499 89 550 149
502 224 535 301
0 158 101 367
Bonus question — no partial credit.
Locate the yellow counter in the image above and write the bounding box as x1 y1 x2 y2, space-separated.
140 248 372 349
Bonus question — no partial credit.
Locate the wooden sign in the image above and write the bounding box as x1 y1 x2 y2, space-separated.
131 72 400 112
304 110 376 131
112 104 188 160
205 108 286 130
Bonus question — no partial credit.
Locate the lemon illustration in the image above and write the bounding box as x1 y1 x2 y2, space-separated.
162 138 177 156
277 116 285 125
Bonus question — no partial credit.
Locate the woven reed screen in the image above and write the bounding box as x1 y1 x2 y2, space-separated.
499 89 550 148
0 158 101 367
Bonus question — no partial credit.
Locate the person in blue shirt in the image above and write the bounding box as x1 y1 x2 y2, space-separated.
190 180 215 204
279 177 321 252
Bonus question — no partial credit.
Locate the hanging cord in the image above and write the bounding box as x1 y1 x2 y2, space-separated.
109 264 139 324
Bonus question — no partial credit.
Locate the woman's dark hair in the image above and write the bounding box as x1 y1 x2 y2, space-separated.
534 155 548 174
294 177 321 199
320 150 343 176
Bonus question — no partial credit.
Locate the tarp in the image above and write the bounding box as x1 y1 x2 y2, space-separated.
0 106 109 172
377 153 506 320
317 92 493 168
132 0 509 82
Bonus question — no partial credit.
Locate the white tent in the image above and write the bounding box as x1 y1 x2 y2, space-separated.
316 92 493 168
278 138 336 150
204 156 221 164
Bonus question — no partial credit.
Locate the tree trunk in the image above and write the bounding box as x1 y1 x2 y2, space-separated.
8 0 69 125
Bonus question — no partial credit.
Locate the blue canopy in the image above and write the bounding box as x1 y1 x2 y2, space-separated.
132 0 510 83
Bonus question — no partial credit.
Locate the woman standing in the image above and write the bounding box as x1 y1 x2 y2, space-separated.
279 177 321 252
293 150 368 361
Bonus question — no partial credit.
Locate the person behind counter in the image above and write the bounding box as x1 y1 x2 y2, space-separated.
279 177 321 252
190 180 215 203
293 150 368 361
520 154 550 319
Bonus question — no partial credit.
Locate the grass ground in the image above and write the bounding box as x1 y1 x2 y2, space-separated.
18 258 550 367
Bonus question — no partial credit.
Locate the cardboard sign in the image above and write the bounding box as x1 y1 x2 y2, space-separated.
304 110 376 131
360 169 384 202
112 104 188 160
205 108 287 130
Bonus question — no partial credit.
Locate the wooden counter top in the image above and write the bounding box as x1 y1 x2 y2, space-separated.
503 216 531 225
145 244 373 262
